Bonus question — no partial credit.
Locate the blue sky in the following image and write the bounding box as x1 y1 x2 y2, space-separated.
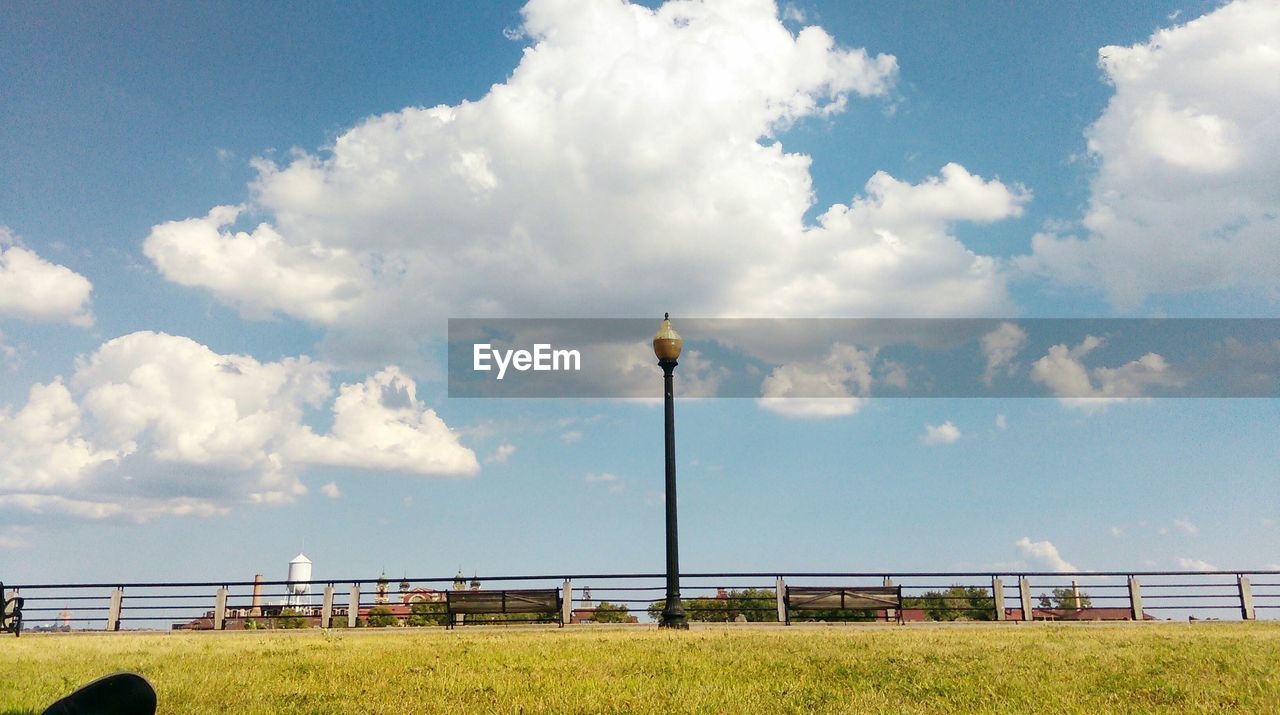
2 0 1278 585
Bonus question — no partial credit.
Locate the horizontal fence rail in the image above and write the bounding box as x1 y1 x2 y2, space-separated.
4 571 1275 632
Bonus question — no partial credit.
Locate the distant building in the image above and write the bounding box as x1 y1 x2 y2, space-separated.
569 607 639 624
175 587 447 631
569 587 637 623
1004 607 1158 621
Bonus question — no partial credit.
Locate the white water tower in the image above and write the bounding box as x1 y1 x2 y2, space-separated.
286 553 312 607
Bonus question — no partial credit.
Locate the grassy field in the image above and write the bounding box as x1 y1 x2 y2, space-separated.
3 623 1279 713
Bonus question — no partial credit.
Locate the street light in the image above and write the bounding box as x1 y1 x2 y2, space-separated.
653 313 688 629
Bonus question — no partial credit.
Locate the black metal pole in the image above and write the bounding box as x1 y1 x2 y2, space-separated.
659 359 688 629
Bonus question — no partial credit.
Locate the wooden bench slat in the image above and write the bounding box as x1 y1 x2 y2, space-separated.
784 585 903 625
446 588 562 627
503 593 559 610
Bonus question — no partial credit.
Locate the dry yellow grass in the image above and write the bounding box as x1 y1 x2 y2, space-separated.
2 622 1279 713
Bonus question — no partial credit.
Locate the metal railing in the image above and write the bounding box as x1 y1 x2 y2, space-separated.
5 570 1274 631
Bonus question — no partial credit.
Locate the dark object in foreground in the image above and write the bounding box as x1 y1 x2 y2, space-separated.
1 581 23 637
446 588 562 628
41 672 157 715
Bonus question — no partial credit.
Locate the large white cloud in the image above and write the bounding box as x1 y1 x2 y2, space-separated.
757 343 872 418
0 226 94 326
0 332 477 520
286 366 481 475
1015 537 1078 573
144 0 1026 363
1030 335 1181 409
1021 0 1280 306
143 205 365 323
0 380 119 492
737 163 1026 317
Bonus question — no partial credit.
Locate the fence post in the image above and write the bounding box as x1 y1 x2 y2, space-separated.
992 577 1005 621
347 584 360 628
106 587 123 631
882 577 897 623
1128 576 1143 621
1238 575 1255 621
214 587 227 630
1018 576 1033 621
561 579 573 625
775 577 787 624
322 585 334 628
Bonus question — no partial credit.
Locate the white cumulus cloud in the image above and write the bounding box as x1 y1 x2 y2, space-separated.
758 343 873 418
0 332 477 520
1177 557 1217 572
1030 335 1182 409
0 227 94 326
0 493 126 520
738 163 1028 318
287 365 480 476
921 420 961 445
1021 0 1280 306
0 380 120 493
484 443 517 464
142 0 1026 367
143 205 365 323
1016 536 1078 572
981 322 1027 385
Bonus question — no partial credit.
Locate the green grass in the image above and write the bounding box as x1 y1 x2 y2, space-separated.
3 623 1279 713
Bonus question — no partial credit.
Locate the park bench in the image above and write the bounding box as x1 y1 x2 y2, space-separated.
783 585 903 625
445 588 562 628
2 582 24 637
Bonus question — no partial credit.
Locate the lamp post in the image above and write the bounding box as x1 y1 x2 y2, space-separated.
653 313 688 629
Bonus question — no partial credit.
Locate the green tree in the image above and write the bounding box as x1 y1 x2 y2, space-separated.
366 606 398 627
1038 587 1092 610
590 602 631 623
273 608 306 629
407 601 448 627
648 589 779 623
720 588 780 622
905 586 996 621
